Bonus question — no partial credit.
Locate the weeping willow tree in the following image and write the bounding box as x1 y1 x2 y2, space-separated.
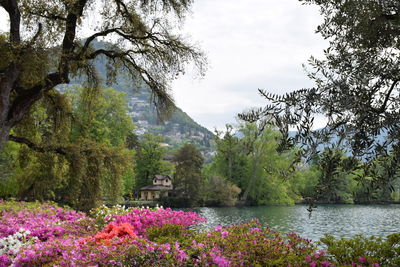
0 0 206 148
10 86 134 211
0 0 204 209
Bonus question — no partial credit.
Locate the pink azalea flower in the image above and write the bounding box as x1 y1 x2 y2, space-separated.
214 226 223 232
221 231 229 238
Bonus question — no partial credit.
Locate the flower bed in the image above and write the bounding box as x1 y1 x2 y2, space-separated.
0 201 398 266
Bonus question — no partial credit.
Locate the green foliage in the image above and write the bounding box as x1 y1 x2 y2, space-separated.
239 123 302 205
212 124 250 189
206 122 316 205
194 221 324 266
288 164 320 201
145 224 196 247
0 0 207 145
0 200 66 214
69 87 135 147
134 133 172 191
352 153 400 203
201 176 241 206
173 143 204 204
239 1 400 191
0 142 21 197
313 148 358 204
6 87 134 211
320 233 400 266
206 122 400 205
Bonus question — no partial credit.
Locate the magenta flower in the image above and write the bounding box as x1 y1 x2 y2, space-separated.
250 227 261 233
214 226 222 232
212 255 231 267
177 250 188 261
221 231 229 238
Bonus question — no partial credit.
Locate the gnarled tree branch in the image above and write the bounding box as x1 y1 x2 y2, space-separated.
0 0 21 44
9 135 67 155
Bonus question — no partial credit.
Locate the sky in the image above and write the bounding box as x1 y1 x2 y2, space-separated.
172 0 328 131
0 0 328 131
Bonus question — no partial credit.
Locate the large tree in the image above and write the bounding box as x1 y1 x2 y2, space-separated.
134 133 171 191
213 124 249 190
6 86 135 210
241 0 400 163
0 0 205 148
173 143 204 203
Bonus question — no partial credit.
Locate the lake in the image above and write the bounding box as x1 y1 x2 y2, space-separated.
186 204 400 241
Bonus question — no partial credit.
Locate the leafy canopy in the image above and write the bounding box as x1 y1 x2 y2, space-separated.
240 0 400 163
0 0 206 147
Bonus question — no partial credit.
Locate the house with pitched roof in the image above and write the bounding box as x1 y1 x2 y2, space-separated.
140 175 173 200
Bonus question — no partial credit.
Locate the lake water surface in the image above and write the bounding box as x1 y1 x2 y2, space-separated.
186 204 400 240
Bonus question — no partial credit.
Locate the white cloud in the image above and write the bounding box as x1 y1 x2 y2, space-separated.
172 0 328 131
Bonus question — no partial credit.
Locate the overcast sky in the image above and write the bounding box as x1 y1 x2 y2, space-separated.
172 0 328 131
0 0 328 131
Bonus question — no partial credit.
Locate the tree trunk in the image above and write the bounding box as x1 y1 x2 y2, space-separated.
0 0 21 148
0 0 83 149
0 125 11 148
0 63 20 148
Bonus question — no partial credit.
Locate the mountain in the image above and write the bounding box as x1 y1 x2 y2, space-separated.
62 49 215 159
124 87 215 157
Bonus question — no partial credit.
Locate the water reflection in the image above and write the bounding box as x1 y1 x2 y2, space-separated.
185 205 400 240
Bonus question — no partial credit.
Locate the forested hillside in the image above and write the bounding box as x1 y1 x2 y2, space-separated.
62 46 214 158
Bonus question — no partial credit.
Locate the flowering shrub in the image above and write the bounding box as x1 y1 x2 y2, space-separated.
145 224 198 248
89 204 134 228
320 234 400 266
112 208 206 236
0 201 96 241
0 201 96 266
0 201 398 266
0 228 38 267
0 228 34 255
181 220 334 266
89 203 164 228
84 222 136 244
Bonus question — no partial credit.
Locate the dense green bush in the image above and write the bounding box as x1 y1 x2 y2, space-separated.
320 234 400 266
145 224 197 247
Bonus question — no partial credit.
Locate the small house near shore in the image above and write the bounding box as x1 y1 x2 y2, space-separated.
140 175 173 200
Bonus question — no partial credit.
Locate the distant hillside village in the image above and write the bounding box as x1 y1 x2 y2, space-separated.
125 89 215 161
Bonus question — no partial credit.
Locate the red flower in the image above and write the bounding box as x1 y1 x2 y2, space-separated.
81 222 136 245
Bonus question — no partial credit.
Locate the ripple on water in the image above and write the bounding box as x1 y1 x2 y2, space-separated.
186 204 400 240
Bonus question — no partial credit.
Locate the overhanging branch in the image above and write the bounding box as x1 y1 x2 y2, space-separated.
9 135 67 155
